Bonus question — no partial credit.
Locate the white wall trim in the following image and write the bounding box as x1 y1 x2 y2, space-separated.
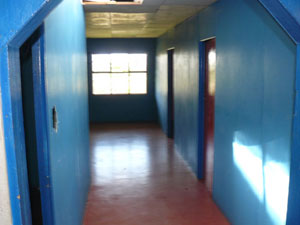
0 87 13 225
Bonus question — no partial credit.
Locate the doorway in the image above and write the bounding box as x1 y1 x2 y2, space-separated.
201 38 216 193
167 48 175 139
19 27 53 225
20 28 44 225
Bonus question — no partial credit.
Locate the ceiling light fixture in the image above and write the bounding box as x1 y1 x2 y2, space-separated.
82 0 144 5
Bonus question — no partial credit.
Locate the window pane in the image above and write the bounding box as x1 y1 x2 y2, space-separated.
92 73 111 95
111 54 129 72
129 73 147 94
111 73 129 94
92 54 110 72
129 54 147 72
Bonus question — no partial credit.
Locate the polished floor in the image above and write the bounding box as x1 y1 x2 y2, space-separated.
83 123 229 225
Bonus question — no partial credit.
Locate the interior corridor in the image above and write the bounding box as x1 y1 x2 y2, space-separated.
83 123 229 225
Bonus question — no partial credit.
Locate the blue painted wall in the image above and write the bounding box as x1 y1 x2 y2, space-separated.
0 0 62 224
0 0 60 49
255 1 300 223
87 38 158 123
278 0 300 24
43 0 90 224
156 0 296 224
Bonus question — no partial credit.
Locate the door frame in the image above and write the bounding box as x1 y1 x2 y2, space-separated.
167 47 175 139
197 37 216 180
7 25 54 225
31 27 55 225
0 2 61 223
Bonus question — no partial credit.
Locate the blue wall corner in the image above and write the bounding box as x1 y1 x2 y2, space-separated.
286 44 300 225
44 0 90 224
87 38 158 123
278 0 300 29
0 0 62 50
258 0 300 43
156 0 296 224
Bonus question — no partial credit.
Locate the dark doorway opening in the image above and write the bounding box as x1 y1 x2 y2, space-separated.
167 48 175 139
20 29 44 225
203 38 216 193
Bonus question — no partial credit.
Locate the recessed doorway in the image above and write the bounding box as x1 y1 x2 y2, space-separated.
167 48 175 139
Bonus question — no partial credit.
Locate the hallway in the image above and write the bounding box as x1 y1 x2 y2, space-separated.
83 123 229 225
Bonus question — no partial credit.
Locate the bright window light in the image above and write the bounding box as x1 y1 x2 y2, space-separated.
232 131 290 225
130 73 147 94
111 54 129 72
129 54 147 71
91 53 147 95
92 73 111 95
92 54 110 72
111 73 129 94
233 137 264 201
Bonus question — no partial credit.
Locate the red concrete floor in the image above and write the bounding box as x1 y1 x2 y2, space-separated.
83 123 229 225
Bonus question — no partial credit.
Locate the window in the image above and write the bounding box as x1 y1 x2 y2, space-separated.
91 53 148 95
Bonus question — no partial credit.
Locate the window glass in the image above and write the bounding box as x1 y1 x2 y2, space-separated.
129 54 147 72
129 73 147 94
92 54 110 72
92 73 111 95
111 54 129 72
111 73 129 94
91 53 147 95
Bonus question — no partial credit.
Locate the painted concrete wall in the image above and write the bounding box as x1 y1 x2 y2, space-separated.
0 0 61 224
156 21 201 175
87 38 158 123
273 1 300 224
0 91 12 225
44 0 90 224
279 0 300 24
0 0 60 49
156 0 296 224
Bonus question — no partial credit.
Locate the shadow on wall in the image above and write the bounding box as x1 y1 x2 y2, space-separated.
232 131 289 225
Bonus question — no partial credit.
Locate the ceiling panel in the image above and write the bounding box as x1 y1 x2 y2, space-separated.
84 0 217 38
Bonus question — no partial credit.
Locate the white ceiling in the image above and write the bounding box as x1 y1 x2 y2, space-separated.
84 0 217 38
